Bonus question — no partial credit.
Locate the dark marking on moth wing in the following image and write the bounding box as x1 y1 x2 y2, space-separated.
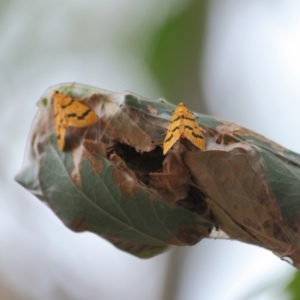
164 133 174 143
171 116 181 123
171 126 180 133
182 116 195 122
191 132 204 139
164 126 180 143
67 108 92 120
61 98 74 109
184 125 194 131
184 125 204 139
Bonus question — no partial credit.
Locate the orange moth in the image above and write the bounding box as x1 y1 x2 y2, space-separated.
163 103 205 155
52 91 98 151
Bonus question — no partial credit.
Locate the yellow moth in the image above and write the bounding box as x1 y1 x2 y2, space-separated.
163 103 205 155
52 91 98 151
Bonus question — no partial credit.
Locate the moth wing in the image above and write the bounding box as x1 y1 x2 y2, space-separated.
184 120 205 151
163 108 181 155
52 91 72 114
54 112 67 151
56 123 67 151
64 100 98 128
52 91 97 151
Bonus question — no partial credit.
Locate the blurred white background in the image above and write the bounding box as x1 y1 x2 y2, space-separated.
1 0 298 299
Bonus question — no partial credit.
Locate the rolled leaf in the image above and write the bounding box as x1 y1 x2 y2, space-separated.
16 83 300 267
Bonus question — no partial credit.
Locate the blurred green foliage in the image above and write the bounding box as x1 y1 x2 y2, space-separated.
286 271 300 300
146 0 208 111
